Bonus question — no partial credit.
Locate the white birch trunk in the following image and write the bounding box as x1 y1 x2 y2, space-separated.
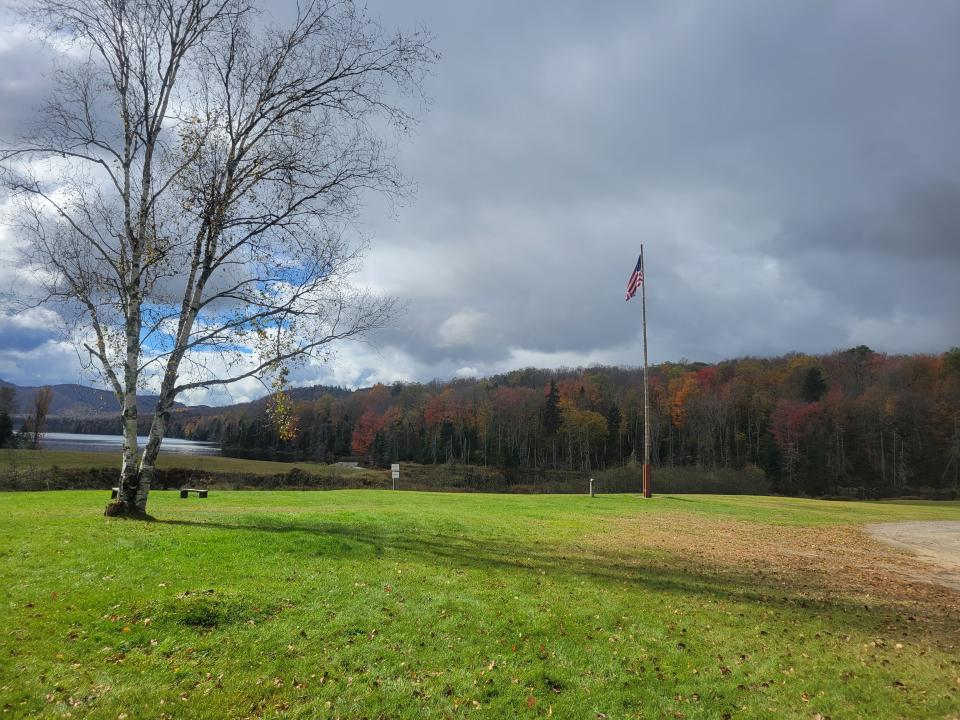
138 409 168 504
117 317 144 512
119 402 139 502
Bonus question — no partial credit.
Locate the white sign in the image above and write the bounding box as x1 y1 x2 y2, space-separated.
391 463 400 472
391 470 400 479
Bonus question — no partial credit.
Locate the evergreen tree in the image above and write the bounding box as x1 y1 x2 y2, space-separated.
543 380 561 436
605 403 622 435
0 412 12 447
0 386 14 448
801 367 828 403
605 402 623 465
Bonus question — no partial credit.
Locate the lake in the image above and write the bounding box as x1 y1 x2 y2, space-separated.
41 432 220 456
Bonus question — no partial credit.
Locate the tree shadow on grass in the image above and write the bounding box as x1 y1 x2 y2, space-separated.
150 515 960 645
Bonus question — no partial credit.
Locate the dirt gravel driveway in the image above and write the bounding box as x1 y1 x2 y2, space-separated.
867 521 960 591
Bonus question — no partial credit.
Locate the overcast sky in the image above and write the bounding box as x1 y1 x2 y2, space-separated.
1 0 958 404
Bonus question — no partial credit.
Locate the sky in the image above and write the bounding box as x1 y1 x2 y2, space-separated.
1 0 959 404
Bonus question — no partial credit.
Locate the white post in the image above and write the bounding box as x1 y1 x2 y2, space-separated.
590 478 595 497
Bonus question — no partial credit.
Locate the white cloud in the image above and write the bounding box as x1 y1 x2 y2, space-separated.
436 308 489 348
0 340 82 386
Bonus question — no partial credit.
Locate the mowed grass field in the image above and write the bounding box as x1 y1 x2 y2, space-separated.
2 491 959 719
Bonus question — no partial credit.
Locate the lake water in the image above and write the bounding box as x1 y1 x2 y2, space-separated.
41 432 220 456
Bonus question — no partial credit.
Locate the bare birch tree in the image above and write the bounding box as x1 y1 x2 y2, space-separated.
1 0 435 516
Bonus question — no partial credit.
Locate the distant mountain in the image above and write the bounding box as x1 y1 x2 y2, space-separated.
0 379 182 417
0 378 349 419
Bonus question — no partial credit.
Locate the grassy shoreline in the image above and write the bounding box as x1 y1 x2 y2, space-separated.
0 448 374 477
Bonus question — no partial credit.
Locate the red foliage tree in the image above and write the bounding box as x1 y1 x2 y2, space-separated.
351 410 385 456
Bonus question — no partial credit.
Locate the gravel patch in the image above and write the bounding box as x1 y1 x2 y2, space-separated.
867 521 960 591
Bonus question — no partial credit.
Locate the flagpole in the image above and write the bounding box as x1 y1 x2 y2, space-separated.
641 244 652 498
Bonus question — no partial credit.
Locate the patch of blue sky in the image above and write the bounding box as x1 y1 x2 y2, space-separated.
140 302 179 354
140 303 258 355
253 261 330 294
190 342 253 354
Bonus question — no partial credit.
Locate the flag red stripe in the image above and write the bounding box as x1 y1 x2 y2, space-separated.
625 255 644 301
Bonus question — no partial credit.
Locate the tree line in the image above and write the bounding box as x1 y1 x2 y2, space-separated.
173 346 960 496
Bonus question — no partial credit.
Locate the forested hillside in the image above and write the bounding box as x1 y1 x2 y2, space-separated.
176 346 960 497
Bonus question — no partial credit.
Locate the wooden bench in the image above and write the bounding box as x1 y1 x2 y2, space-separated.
113 487 209 499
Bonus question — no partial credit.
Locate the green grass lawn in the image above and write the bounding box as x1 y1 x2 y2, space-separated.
1 491 959 719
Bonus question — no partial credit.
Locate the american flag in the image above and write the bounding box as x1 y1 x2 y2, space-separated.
625 254 643 301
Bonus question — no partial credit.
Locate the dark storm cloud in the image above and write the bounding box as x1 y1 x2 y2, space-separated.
1 0 958 394
356 0 960 374
0 312 56 351
0 27 55 141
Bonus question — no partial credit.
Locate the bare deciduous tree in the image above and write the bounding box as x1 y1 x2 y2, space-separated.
28 386 54 449
1 0 435 515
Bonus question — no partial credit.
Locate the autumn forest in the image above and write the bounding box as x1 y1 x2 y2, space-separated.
132 346 959 498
